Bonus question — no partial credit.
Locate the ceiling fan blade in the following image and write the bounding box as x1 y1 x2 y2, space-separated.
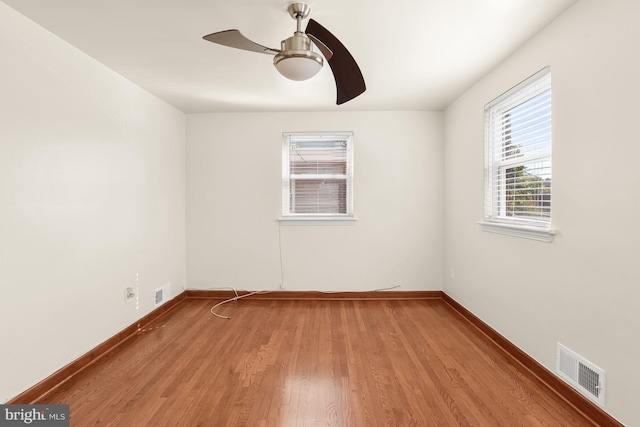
305 19 365 105
203 30 280 55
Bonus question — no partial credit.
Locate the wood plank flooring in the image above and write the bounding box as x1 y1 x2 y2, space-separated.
38 299 595 426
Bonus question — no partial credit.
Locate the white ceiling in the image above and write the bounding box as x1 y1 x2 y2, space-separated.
3 0 577 113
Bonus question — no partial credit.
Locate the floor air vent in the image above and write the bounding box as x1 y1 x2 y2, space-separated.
556 343 605 407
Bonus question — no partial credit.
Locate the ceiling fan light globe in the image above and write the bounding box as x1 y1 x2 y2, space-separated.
274 53 323 81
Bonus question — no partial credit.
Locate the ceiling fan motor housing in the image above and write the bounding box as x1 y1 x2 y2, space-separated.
273 33 323 81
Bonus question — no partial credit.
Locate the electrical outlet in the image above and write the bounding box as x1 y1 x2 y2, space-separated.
125 287 136 302
449 268 455 281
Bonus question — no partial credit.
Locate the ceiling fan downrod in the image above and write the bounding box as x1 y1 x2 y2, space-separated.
288 2 311 33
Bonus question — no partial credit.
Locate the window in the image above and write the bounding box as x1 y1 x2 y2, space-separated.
482 68 554 241
282 132 354 221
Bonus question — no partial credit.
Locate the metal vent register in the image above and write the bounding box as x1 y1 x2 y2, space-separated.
154 283 171 308
556 343 605 406
155 289 163 306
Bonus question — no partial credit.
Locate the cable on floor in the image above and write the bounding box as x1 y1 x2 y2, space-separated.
209 289 272 319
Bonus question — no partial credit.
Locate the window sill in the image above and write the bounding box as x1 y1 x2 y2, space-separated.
478 220 556 242
279 216 357 226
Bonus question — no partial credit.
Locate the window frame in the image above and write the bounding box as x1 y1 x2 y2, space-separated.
480 67 556 242
280 131 355 225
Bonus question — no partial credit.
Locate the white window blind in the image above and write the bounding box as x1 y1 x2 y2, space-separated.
484 68 552 236
282 132 354 218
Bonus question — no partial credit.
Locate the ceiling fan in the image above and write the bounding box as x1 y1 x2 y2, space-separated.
202 2 366 105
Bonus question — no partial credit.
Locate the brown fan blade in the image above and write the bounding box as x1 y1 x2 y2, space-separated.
203 30 280 55
307 34 333 60
305 19 365 105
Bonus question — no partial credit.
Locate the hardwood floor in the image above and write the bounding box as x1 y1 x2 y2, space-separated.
38 299 596 426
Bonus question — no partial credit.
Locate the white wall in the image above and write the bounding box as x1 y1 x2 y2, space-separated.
0 3 186 402
187 111 443 292
443 0 640 424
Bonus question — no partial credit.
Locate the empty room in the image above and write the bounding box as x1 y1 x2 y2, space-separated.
1 0 638 425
